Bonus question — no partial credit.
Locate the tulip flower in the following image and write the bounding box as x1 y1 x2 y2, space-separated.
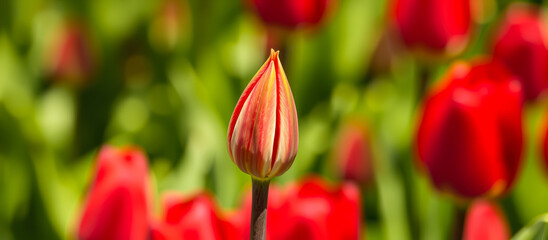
148 0 191 52
227 49 298 180
492 3 548 101
416 59 523 198
150 192 240 240
236 176 361 240
391 0 472 57
248 0 336 30
368 30 404 75
333 119 373 186
77 146 151 240
227 49 298 239
48 22 94 85
463 200 510 240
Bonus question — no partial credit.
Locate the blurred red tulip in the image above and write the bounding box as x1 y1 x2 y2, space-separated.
150 192 240 240
49 22 94 85
227 49 298 180
416 59 523 198
368 29 404 75
248 0 336 29
391 0 472 57
463 200 510 240
334 119 373 186
149 0 191 51
492 3 548 101
237 176 361 240
78 146 151 240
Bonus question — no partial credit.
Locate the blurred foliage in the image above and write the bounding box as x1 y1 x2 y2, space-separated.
1 0 548 240
513 214 548 240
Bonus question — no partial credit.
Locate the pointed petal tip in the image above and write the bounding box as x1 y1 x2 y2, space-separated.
269 49 280 61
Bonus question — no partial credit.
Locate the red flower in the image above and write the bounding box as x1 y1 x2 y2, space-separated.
77 146 151 240
416 59 523 198
150 192 240 240
237 176 361 240
248 0 336 29
333 119 373 186
492 3 548 101
463 200 510 240
49 22 94 85
391 0 472 57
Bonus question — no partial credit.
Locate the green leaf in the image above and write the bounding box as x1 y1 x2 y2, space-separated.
512 214 548 240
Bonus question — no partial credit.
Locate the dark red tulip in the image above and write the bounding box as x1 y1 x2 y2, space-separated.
463 200 510 240
48 22 94 85
416 59 523 198
237 176 361 240
248 0 336 29
333 119 373 186
492 3 548 101
150 192 240 240
78 146 151 240
391 0 472 57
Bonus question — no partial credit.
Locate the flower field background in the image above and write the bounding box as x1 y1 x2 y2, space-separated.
1 0 548 239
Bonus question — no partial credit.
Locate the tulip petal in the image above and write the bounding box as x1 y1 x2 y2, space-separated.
270 55 299 177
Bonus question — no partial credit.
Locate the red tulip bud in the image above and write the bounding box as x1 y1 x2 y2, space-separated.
227 49 298 180
78 146 150 240
416 59 523 198
49 22 94 85
463 200 510 240
492 3 548 101
391 0 472 57
150 192 240 240
149 0 190 51
333 119 373 186
248 0 336 29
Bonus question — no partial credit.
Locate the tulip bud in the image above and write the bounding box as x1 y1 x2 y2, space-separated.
78 145 150 240
391 0 472 58
416 59 523 198
463 200 510 240
148 0 191 52
368 29 404 75
333 119 373 186
48 22 94 85
150 192 240 240
227 49 298 180
492 3 548 101
248 0 336 29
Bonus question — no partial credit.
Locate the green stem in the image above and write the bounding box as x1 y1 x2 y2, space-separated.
452 205 467 240
417 64 430 105
250 178 270 240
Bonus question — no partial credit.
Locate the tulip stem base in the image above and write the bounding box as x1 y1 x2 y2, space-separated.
250 178 270 240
